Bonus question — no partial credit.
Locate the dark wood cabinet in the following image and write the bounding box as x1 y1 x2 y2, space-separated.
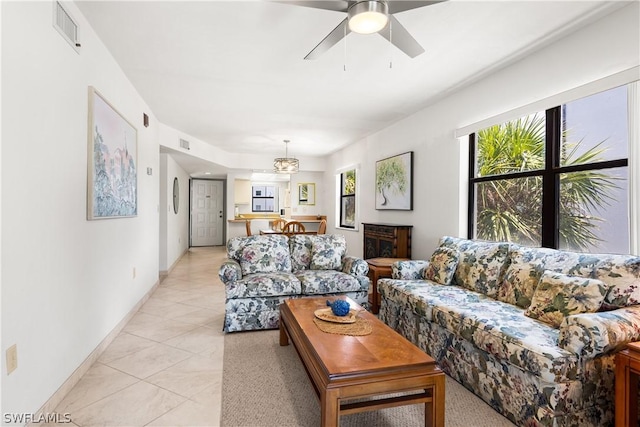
362 223 412 259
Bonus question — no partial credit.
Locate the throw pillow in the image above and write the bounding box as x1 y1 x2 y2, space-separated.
454 240 510 298
524 270 610 328
498 246 587 309
310 238 345 270
239 242 291 276
424 246 459 285
594 254 640 310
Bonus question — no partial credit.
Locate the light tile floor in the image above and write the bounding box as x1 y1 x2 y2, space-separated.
52 246 228 427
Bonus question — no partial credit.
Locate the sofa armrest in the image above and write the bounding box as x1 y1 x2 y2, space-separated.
558 305 640 358
341 256 369 276
219 259 242 284
391 260 430 280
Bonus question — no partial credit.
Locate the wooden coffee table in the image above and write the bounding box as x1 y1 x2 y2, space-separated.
279 297 445 427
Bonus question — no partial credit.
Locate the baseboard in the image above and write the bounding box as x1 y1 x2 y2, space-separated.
29 279 160 425
159 247 189 279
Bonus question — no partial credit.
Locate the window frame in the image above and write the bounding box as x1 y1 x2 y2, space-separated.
251 185 276 213
468 105 629 249
339 169 356 229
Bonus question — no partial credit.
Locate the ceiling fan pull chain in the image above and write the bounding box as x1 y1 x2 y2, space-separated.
343 23 347 72
389 19 393 69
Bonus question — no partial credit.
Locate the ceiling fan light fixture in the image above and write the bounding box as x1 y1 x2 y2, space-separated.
348 1 389 34
274 140 299 174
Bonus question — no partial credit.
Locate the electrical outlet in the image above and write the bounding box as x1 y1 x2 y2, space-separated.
132 267 136 279
6 344 17 374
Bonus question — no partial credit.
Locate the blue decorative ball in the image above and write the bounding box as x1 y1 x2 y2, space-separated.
326 299 350 316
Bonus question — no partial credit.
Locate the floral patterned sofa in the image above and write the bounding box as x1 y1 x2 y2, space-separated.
378 236 640 427
219 234 369 332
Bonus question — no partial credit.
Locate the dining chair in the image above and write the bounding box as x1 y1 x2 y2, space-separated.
317 219 327 234
272 218 287 231
245 220 252 236
282 221 305 236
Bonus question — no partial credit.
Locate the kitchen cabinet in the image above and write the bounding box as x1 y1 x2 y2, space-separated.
234 179 251 205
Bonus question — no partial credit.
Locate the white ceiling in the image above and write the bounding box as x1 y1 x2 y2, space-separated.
76 0 624 174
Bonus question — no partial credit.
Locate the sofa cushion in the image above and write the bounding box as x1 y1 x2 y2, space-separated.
431 296 578 382
498 246 594 309
289 234 347 271
378 277 578 382
227 234 289 263
378 278 489 321
525 271 609 328
295 270 363 295
593 254 640 310
239 241 292 276
425 246 459 285
452 239 511 298
225 272 301 299
310 239 345 270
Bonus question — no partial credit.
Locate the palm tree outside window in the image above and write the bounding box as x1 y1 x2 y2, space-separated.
469 85 630 254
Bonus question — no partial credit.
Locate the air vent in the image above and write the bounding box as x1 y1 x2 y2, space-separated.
53 2 80 52
179 139 191 150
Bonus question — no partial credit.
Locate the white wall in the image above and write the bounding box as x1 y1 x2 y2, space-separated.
290 172 325 217
159 154 190 273
1 1 159 415
325 3 640 260
159 123 327 172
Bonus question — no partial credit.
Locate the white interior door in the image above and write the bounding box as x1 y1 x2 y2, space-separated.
191 179 224 246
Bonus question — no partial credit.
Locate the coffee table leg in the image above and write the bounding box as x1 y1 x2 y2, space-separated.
279 319 289 346
424 375 445 427
321 389 340 427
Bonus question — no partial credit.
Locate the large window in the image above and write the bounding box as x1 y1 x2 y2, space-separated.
469 85 630 253
339 169 356 228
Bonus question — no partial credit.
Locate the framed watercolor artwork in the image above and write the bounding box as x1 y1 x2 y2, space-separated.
87 87 138 219
375 151 413 210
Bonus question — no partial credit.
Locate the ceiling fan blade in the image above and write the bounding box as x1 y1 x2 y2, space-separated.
387 0 446 14
304 18 350 60
378 15 425 58
273 1 348 12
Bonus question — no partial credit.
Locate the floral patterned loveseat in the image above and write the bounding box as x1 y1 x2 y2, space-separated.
219 234 369 332
378 236 640 427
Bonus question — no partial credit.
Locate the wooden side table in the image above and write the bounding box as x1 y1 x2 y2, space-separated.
615 342 640 426
366 257 409 314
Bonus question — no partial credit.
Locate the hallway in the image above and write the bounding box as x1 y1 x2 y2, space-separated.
50 246 227 426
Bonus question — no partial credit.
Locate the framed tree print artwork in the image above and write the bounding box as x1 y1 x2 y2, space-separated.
375 151 413 210
87 87 138 219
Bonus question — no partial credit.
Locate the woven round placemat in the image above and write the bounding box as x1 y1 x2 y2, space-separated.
312 316 372 336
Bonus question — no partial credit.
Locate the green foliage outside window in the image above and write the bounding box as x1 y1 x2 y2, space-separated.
341 169 356 227
476 114 619 250
343 169 356 195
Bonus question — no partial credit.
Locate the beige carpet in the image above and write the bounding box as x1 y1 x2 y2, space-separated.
221 329 516 427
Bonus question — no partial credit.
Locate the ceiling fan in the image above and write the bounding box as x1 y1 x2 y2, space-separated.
281 1 446 60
